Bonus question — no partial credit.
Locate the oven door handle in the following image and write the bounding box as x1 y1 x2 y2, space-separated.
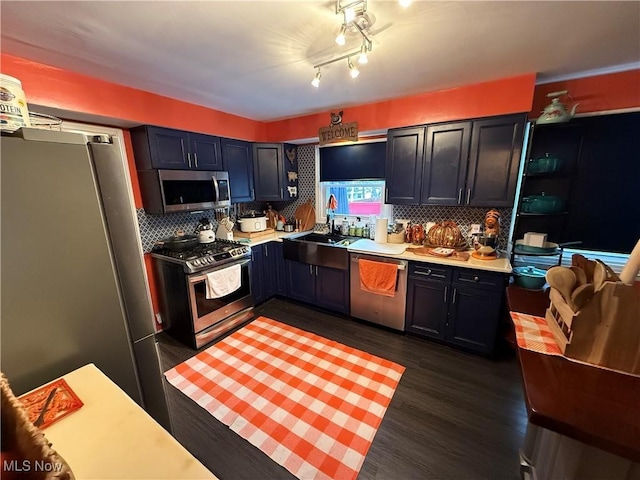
188 258 251 283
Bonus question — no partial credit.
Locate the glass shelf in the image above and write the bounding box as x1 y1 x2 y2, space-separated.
518 211 569 217
513 248 560 257
523 171 570 178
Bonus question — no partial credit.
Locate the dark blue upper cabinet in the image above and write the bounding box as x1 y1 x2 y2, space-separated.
422 122 471 205
131 125 222 171
190 133 222 170
135 126 190 169
466 114 526 207
385 127 425 204
385 114 526 207
253 143 284 201
221 138 254 203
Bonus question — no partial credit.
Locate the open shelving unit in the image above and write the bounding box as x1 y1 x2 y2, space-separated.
511 122 584 268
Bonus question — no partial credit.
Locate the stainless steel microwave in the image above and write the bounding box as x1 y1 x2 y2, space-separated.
137 170 231 214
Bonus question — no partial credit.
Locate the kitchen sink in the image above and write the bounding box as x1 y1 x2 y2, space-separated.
283 233 361 270
297 233 359 246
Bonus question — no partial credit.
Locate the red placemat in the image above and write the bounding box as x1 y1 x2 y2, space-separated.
510 311 563 355
19 378 83 429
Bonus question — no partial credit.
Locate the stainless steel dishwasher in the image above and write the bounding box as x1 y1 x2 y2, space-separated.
350 253 408 330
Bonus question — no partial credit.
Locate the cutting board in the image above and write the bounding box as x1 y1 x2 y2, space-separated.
406 247 470 261
294 199 316 231
348 239 408 255
233 228 275 239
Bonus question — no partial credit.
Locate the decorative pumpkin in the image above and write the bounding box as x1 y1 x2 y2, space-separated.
427 221 465 248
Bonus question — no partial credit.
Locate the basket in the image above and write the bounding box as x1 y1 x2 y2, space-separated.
1 373 74 480
387 231 405 244
545 281 640 375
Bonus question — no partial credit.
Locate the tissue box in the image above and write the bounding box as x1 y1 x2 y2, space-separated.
524 232 547 247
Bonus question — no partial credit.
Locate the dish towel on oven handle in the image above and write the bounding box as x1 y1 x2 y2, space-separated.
205 264 242 299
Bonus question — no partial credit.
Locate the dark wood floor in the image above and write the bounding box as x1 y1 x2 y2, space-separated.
158 299 527 480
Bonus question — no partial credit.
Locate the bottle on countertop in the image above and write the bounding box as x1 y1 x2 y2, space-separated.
363 223 370 239
355 217 363 237
349 221 355 236
341 217 349 235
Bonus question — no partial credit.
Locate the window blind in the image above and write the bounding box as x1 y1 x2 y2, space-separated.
319 142 386 181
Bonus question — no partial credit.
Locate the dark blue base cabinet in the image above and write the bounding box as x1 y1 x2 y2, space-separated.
250 242 286 305
249 242 349 316
285 260 350 315
405 262 505 355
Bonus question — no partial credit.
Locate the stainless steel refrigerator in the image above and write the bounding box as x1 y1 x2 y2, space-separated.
1 127 172 431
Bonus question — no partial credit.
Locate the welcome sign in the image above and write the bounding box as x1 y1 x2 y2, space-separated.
318 111 358 145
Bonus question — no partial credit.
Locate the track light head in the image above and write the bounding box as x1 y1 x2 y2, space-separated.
348 59 360 78
311 69 321 88
358 44 369 64
335 24 346 45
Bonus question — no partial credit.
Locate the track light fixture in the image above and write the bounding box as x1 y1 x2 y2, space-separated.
311 0 375 87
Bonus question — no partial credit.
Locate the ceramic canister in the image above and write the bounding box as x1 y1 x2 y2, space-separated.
0 74 31 132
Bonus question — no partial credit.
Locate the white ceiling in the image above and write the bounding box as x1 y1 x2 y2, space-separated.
1 1 639 122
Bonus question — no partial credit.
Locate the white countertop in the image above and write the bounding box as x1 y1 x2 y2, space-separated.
348 240 513 273
234 232 512 273
41 364 216 480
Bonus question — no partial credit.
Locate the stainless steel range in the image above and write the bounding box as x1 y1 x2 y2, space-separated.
152 240 250 273
152 240 254 349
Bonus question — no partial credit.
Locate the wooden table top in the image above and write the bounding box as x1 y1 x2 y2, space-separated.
506 286 640 463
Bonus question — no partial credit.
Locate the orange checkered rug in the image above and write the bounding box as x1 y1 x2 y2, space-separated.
165 316 405 480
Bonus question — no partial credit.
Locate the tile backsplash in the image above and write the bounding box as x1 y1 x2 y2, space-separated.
392 205 512 251
136 143 512 252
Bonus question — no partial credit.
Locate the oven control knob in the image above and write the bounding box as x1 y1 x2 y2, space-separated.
206 256 213 263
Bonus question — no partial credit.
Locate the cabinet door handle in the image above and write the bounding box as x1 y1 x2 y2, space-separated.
281 187 284 199
415 270 431 276
315 266 319 276
309 264 313 275
187 152 192 168
194 152 198 168
458 188 462 204
452 288 457 304
385 188 389 201
265 248 268 257
474 276 479 282
251 188 255 199
466 188 471 204
444 286 448 303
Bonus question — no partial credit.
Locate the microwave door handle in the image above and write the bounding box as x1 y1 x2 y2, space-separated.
211 175 221 203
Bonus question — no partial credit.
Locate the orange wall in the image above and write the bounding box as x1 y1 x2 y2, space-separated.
1 54 267 141
530 69 640 118
2 53 536 142
267 74 537 141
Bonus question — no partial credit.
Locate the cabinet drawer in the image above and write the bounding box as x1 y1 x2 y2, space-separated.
409 263 451 282
453 269 505 291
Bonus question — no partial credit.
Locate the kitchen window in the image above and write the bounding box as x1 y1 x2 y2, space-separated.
315 140 392 223
319 180 390 219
